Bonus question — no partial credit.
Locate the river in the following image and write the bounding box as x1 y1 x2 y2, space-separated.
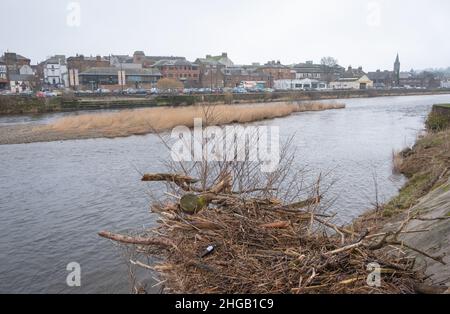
1 94 449 293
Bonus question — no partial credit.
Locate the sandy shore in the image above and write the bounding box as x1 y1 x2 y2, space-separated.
0 102 345 145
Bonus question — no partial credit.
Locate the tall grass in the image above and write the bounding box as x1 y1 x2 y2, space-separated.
43 102 345 138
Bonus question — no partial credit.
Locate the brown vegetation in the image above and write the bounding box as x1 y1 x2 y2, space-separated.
383 128 450 217
99 168 442 294
41 102 345 139
97 125 445 294
156 78 184 91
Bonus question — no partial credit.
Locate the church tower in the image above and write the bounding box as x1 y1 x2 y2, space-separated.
394 54 400 86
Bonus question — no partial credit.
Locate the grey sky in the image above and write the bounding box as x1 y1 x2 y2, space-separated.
1 0 449 71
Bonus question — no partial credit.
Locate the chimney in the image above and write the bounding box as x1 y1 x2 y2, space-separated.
96 55 101 61
222 52 227 58
348 66 352 71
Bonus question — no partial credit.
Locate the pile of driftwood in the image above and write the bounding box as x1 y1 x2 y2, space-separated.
97 172 450 294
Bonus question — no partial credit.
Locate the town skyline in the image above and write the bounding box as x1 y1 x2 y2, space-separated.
2 0 450 71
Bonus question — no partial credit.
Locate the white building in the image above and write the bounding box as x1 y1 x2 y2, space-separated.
9 74 34 93
110 55 142 70
274 78 327 91
19 65 34 75
43 56 68 87
0 62 7 89
330 75 373 90
441 80 450 89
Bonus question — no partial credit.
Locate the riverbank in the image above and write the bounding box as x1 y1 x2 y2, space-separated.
1 88 450 115
353 106 450 291
0 102 344 145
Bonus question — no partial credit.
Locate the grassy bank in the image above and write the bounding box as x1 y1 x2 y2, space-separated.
384 107 450 217
385 129 450 217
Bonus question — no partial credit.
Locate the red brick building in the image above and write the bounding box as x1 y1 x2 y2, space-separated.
260 61 295 87
1 52 31 78
67 55 110 73
133 51 186 68
152 59 200 87
223 66 271 88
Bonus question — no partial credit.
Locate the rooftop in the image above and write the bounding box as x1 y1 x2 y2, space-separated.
79 67 161 76
153 59 197 67
9 74 35 81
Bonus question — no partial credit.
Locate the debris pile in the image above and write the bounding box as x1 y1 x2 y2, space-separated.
98 173 443 294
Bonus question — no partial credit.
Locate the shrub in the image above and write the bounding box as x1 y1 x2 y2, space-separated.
224 92 233 105
426 112 449 132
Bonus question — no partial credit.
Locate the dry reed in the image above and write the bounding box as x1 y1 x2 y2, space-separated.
42 102 345 139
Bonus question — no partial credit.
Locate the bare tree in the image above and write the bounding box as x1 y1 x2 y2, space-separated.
157 78 184 93
320 56 339 83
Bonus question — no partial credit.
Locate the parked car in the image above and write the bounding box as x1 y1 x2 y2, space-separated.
124 88 136 94
45 91 57 97
150 88 159 95
95 88 111 94
0 90 13 96
232 87 248 94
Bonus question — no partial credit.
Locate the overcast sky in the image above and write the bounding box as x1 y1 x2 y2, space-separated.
1 0 449 71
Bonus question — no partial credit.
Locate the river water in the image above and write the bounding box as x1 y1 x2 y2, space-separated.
1 94 449 293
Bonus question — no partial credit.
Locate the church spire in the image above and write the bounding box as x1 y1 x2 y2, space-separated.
394 53 401 86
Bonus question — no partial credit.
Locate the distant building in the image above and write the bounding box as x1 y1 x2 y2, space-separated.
368 55 398 89
274 78 327 91
66 55 110 89
1 52 32 85
0 52 34 91
78 67 162 90
194 53 234 88
1 53 31 73
260 61 295 87
399 71 439 89
394 54 401 86
0 60 8 89
441 79 450 89
152 59 200 87
222 65 271 88
133 51 186 68
67 55 110 73
110 55 142 69
42 55 68 87
368 70 394 89
9 74 34 93
292 61 344 83
195 53 234 68
330 67 373 89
